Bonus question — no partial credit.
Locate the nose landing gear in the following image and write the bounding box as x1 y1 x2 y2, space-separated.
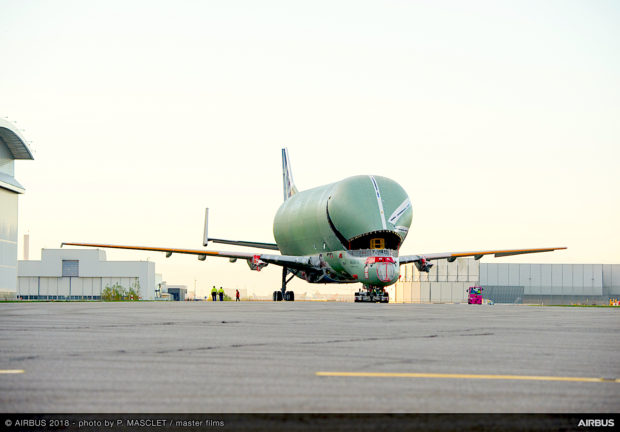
354 285 389 303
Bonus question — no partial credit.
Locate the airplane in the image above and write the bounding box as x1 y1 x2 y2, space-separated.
63 149 566 302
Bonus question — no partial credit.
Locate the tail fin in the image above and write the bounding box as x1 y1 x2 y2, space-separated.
282 148 298 201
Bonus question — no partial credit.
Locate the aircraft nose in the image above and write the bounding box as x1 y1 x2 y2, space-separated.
375 261 398 284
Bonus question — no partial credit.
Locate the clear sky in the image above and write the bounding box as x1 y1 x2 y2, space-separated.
2 0 619 298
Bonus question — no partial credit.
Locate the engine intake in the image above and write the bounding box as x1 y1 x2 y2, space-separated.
247 255 268 272
414 258 433 273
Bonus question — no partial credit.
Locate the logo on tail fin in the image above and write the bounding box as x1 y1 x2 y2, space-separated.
282 148 298 201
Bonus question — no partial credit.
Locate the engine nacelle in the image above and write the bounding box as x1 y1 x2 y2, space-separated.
247 255 268 272
414 258 434 273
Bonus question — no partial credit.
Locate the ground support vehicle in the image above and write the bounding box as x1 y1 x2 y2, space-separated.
467 286 483 304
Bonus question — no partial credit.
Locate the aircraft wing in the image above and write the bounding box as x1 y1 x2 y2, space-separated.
399 247 567 265
61 242 319 271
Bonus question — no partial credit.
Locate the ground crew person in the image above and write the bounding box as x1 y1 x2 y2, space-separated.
211 286 217 301
218 287 224 301
236 289 240 302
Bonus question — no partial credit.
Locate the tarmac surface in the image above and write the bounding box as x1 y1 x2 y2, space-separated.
1 301 618 413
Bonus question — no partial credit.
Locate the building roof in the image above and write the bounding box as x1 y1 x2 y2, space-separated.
0 118 34 160
0 172 25 193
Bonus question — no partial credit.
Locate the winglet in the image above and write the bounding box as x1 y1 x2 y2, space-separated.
282 148 298 201
201 207 279 250
203 208 209 247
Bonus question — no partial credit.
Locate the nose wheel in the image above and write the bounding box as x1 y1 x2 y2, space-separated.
274 267 295 301
354 285 389 303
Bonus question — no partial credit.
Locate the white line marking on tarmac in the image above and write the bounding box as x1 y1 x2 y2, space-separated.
0 370 24 374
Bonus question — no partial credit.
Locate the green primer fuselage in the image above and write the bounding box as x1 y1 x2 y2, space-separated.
273 175 412 287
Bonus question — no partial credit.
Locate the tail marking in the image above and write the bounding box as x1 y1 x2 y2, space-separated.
282 148 298 201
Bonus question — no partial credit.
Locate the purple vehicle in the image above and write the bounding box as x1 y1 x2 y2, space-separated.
467 286 483 304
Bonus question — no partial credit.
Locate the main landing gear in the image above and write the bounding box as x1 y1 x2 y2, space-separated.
273 267 295 301
354 285 389 303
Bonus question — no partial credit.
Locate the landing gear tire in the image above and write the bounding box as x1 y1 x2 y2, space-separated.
355 287 389 303
278 267 294 302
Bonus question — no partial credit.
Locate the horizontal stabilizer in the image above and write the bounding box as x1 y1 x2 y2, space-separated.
208 238 279 250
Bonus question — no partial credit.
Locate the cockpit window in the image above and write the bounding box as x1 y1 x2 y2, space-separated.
365 256 395 264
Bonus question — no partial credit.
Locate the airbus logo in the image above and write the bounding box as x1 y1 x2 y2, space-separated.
578 419 615 427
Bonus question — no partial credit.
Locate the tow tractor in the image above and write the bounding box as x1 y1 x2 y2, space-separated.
466 286 483 304
355 285 389 303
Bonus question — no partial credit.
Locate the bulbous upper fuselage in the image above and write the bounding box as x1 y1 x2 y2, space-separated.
273 175 412 257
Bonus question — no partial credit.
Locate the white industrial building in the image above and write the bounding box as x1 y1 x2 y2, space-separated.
479 262 617 304
392 259 620 305
0 118 33 299
18 248 157 300
388 258 479 303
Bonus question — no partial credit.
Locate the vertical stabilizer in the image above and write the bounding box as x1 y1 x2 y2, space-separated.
282 148 298 201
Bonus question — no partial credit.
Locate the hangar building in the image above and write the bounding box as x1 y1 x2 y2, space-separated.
17 248 157 300
0 118 33 299
392 259 620 305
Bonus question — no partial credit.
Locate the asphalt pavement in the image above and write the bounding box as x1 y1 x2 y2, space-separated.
1 301 618 412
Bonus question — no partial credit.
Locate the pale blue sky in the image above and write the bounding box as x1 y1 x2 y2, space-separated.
1 0 619 297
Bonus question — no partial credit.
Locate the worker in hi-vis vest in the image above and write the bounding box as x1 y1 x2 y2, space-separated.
218 287 224 301
211 286 217 301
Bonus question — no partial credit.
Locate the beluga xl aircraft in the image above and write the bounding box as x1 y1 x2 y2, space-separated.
63 149 566 302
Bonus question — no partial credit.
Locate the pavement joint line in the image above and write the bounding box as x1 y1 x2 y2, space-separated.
315 372 620 383
0 370 24 374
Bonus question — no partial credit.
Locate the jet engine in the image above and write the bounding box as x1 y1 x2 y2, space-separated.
414 258 433 273
247 255 268 271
